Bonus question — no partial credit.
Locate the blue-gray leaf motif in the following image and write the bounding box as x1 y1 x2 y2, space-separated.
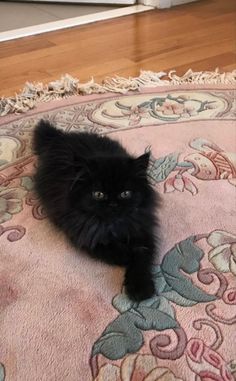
92 235 216 361
0 364 5 381
148 152 179 183
161 237 216 302
92 301 178 360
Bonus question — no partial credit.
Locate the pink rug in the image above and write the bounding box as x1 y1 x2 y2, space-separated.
0 75 236 380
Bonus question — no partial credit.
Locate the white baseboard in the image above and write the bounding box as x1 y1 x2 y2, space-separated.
22 0 136 3
171 0 197 5
140 0 197 8
0 5 153 42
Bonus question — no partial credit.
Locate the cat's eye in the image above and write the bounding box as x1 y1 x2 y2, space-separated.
120 190 132 199
92 191 105 200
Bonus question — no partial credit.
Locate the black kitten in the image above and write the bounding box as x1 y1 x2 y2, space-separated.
33 120 161 301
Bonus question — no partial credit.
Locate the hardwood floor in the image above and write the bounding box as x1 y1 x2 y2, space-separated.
0 0 235 97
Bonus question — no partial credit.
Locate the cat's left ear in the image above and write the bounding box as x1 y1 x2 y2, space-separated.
134 152 150 173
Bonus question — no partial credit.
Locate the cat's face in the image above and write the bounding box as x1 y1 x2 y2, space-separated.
69 153 150 221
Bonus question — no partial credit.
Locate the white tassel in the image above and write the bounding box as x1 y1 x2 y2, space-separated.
1 69 235 116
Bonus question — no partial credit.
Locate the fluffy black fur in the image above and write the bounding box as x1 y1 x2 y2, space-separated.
33 120 161 301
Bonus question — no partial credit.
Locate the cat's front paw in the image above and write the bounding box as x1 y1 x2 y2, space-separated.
125 276 155 302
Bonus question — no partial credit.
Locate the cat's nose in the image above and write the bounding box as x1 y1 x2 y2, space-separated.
109 202 118 208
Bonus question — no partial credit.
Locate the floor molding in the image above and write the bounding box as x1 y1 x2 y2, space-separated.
0 4 153 43
140 0 197 8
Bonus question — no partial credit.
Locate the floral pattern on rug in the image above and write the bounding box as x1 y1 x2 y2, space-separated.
0 87 235 380
0 156 44 240
94 353 184 381
91 90 235 128
148 138 236 195
90 232 236 381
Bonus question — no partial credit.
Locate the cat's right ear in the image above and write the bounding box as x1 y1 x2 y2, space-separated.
134 151 150 173
33 120 64 155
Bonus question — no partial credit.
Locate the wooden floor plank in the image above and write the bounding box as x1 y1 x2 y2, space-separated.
0 0 235 96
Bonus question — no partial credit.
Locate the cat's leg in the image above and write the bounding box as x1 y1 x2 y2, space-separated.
89 242 129 267
124 243 156 301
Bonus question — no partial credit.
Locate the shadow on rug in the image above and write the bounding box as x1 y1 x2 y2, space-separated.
0 71 235 380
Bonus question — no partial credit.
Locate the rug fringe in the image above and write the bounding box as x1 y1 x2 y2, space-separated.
1 69 235 116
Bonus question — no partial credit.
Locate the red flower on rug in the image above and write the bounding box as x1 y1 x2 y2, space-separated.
121 106 149 126
156 99 198 118
164 174 198 195
186 338 234 381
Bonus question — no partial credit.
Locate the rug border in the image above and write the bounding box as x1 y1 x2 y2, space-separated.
0 69 235 117
0 84 235 126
